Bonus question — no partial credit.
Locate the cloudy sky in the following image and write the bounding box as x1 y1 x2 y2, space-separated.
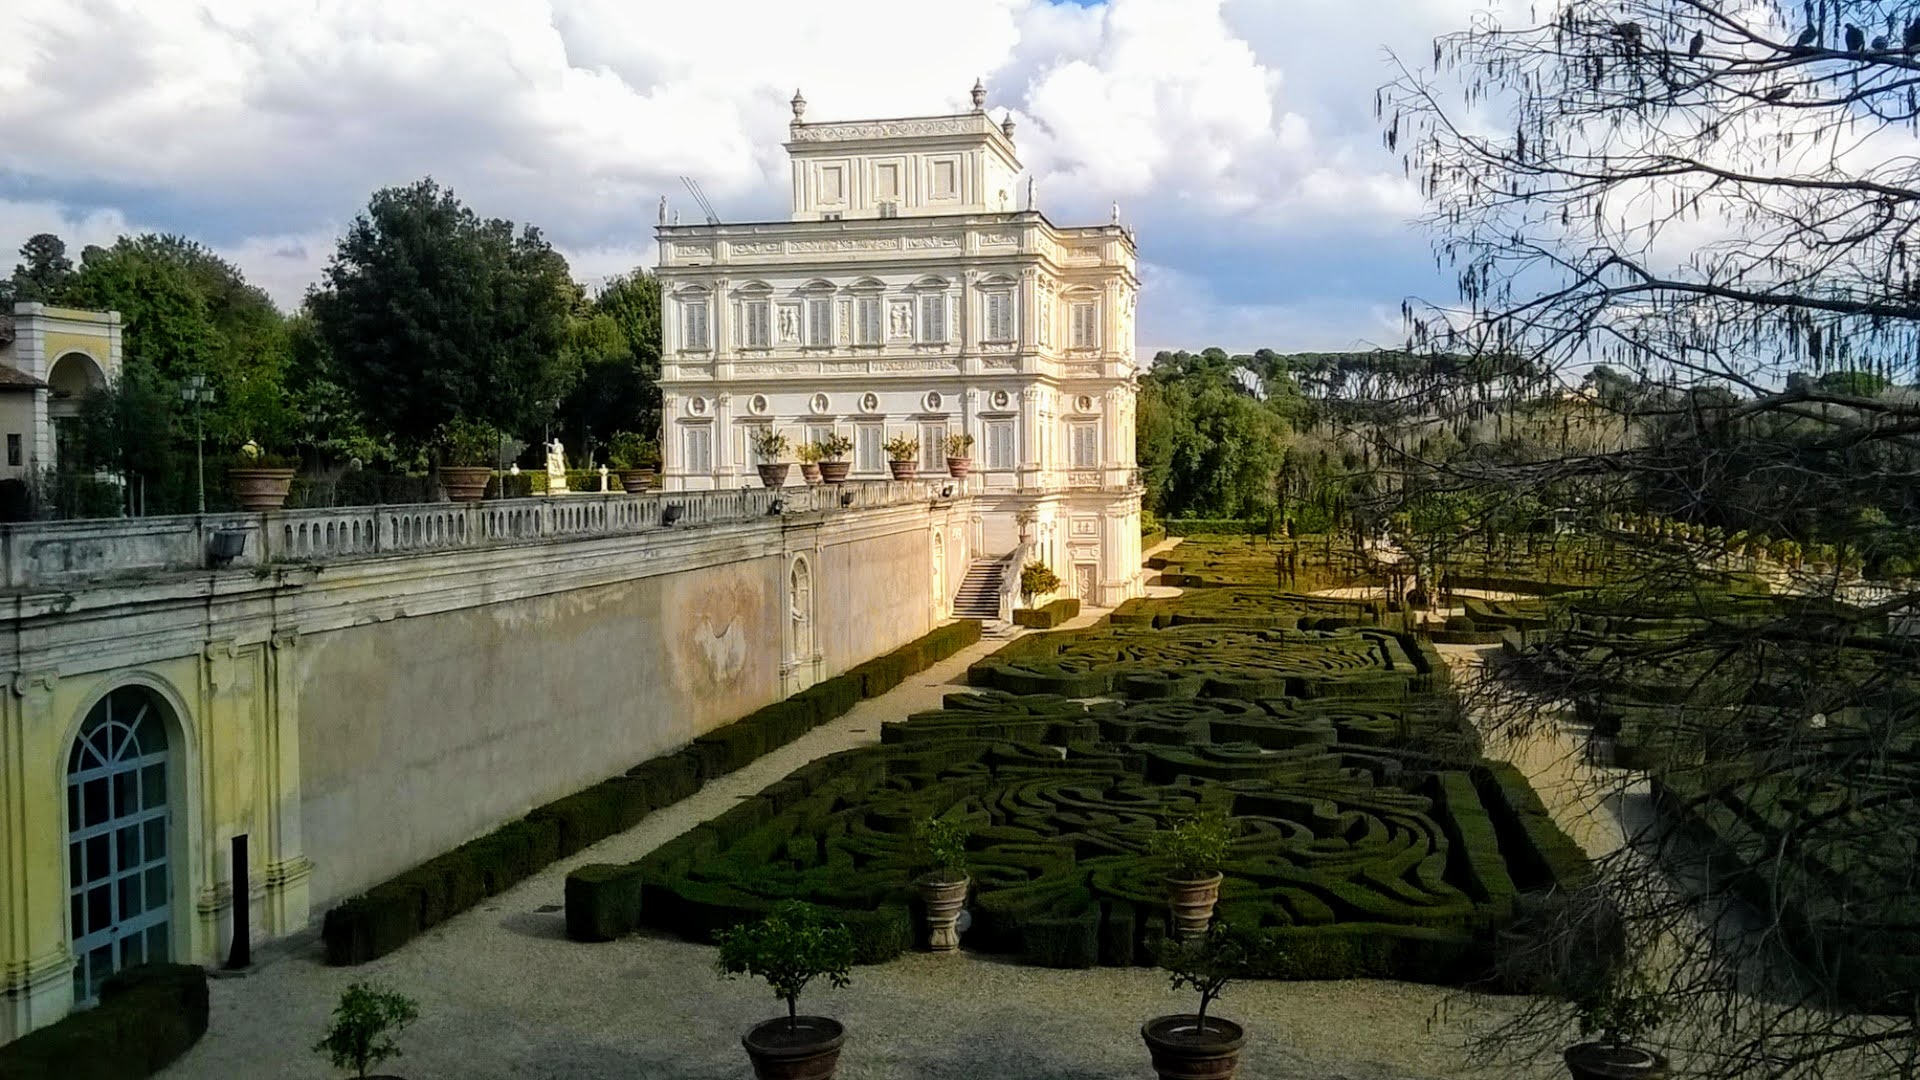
0 0 1497 354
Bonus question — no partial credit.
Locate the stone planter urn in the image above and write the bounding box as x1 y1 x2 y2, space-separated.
227 467 296 511
800 463 823 485
439 465 492 503
757 463 791 489
619 467 656 494
742 1016 845 1080
1141 1015 1246 1080
1166 872 1223 940
887 460 917 481
1564 1043 1669 1080
946 456 973 479
819 460 851 483
915 873 969 951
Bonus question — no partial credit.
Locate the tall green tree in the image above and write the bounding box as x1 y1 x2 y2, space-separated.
4 233 76 304
554 270 663 460
309 178 578 455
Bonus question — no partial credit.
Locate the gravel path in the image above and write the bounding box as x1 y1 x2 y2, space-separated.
159 587 1543 1080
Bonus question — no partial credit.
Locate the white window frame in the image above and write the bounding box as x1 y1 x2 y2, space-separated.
918 293 947 345
805 297 832 347
985 290 1014 342
1070 421 1099 469
855 422 884 475
743 299 772 349
681 298 711 351
919 422 947 470
855 295 883 346
986 419 1015 470
682 423 713 474
1070 300 1099 350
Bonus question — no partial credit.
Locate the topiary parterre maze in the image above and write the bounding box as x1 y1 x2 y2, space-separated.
608 538 1590 985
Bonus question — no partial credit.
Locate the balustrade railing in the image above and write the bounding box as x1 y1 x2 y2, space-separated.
0 481 951 589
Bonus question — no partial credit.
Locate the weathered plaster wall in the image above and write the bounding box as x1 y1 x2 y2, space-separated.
295 556 782 906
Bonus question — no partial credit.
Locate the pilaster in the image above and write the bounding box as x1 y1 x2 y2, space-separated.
1 669 72 1042
261 630 310 938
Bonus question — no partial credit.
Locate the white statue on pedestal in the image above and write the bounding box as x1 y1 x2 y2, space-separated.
547 439 569 494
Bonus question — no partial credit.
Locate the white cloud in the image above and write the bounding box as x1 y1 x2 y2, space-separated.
0 0 1489 339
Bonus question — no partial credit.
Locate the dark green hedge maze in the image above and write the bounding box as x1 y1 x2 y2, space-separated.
620 540 1592 985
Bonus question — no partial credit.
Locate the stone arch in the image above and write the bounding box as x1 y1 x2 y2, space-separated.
60 681 189 1004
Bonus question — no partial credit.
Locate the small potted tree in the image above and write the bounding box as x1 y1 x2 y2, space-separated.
608 432 659 493
945 432 975 479
796 442 824 485
437 418 500 502
716 901 855 1080
313 981 420 1079
883 434 919 480
1142 923 1252 1080
1018 561 1061 609
751 428 791 488
818 433 853 483
912 816 970 952
227 439 298 511
1147 807 1232 939
1564 967 1670 1080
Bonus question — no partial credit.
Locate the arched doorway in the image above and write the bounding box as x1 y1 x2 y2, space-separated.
65 686 173 1005
47 352 106 472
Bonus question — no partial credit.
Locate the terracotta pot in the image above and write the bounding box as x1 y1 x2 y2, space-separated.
742 1016 845 1080
757 463 791 489
887 460 917 481
800 463 823 484
1166 872 1223 939
1564 1043 1669 1080
227 467 296 511
946 456 972 479
915 873 969 951
619 467 656 494
1141 1015 1246 1080
819 461 851 483
439 465 491 503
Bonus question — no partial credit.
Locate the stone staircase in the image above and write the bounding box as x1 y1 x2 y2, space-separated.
953 559 1005 620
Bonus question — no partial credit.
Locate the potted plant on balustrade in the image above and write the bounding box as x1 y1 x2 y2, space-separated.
882 434 919 480
1147 806 1233 939
752 428 792 488
796 441 824 485
227 439 298 511
716 901 856 1080
436 417 500 503
1563 965 1670 1080
1141 922 1253 1080
1018 561 1061 609
313 981 420 1079
945 432 975 479
911 816 971 952
818 433 853 483
607 431 659 493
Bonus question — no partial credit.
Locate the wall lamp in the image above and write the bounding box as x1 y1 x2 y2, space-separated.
840 491 855 507
940 484 955 498
662 503 684 526
768 499 786 515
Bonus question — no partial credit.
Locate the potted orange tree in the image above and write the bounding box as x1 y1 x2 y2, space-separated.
882 434 918 480
912 816 970 952
752 428 791 488
1142 923 1252 1080
1018 561 1061 609
945 433 974 479
717 902 855 1080
227 439 298 511
818 433 853 483
437 418 499 502
608 432 658 493
1148 807 1232 939
796 441 824 485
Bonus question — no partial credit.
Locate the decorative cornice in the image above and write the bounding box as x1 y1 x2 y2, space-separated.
787 116 996 144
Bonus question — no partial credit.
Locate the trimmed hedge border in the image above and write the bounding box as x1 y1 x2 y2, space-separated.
323 619 983 964
1013 598 1081 628
0 964 208 1080
1165 519 1271 536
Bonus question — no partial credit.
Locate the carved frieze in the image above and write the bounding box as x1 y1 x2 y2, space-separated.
729 240 782 256
982 357 1018 370
790 118 980 142
981 232 1020 247
736 362 811 376
790 238 899 254
904 235 960 250
873 359 956 373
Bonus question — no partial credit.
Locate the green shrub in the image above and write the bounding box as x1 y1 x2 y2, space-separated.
0 964 209 1080
565 864 645 942
1013 598 1081 628
323 888 418 965
313 981 419 1079
715 902 855 1028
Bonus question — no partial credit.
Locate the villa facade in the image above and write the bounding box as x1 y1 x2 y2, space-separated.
654 84 1144 607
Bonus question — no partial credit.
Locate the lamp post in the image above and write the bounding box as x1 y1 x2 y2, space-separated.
180 375 213 514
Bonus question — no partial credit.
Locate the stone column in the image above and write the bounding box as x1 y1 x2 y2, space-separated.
261 631 310 940
0 670 74 1042
715 394 735 487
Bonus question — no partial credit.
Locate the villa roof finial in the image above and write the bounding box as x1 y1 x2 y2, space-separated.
791 88 807 122
1001 111 1017 140
970 78 986 112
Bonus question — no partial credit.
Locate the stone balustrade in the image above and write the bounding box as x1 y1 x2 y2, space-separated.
0 481 950 590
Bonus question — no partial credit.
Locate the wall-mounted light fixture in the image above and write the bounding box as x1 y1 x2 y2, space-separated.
840 491 855 507
768 499 786 515
663 503 685 525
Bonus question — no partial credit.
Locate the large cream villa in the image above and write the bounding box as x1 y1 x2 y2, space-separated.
654 82 1145 607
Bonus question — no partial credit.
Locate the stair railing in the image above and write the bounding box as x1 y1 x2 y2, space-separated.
995 543 1028 623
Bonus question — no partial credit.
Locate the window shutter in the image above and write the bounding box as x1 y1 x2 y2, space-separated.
920 294 946 343
807 298 831 346
858 297 881 344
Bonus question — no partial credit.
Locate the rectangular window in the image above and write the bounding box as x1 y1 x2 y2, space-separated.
855 296 882 345
1071 422 1099 468
820 165 845 204
855 423 884 474
986 420 1014 470
1071 301 1098 349
933 159 958 198
875 163 900 200
743 300 771 348
807 424 833 450
682 300 710 350
682 425 713 474
985 291 1014 342
918 294 946 344
806 297 832 346
920 422 947 469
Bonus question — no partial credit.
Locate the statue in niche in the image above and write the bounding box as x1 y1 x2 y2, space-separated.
779 306 798 342
890 303 911 338
547 439 569 493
